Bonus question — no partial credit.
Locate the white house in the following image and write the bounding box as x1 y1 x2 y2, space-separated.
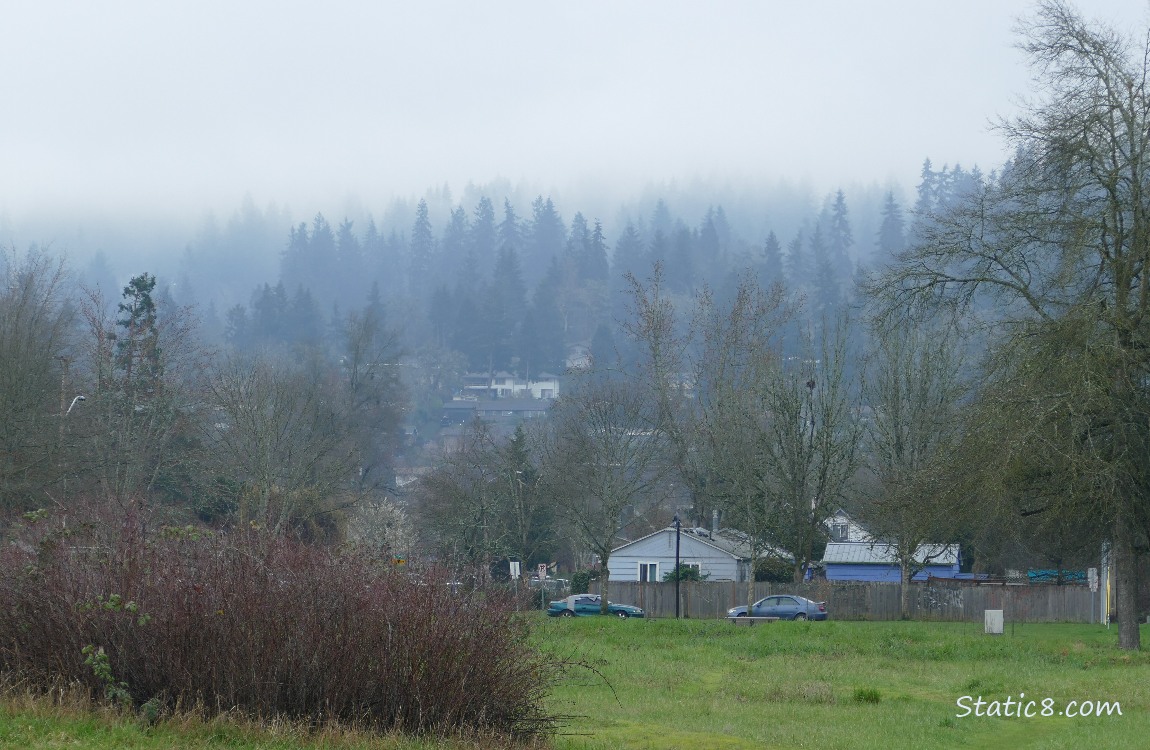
824 508 872 543
608 527 766 582
459 372 560 400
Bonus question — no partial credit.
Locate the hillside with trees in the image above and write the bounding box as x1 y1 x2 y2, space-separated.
0 0 1143 651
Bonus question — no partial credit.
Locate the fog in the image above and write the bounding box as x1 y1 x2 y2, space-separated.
1 1 1146 293
7 2 1144 216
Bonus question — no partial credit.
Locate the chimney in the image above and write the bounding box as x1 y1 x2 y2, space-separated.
712 509 719 538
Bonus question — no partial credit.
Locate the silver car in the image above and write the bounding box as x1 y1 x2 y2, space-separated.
727 594 827 620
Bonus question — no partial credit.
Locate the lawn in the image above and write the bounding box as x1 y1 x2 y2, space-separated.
537 618 1150 750
3 618 1149 749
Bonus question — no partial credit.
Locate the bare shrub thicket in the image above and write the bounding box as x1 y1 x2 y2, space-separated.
0 504 558 740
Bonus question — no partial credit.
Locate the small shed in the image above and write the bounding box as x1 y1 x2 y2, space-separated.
821 542 960 582
608 527 761 582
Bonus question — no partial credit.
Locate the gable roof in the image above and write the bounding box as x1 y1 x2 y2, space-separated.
823 508 873 540
611 527 791 561
821 542 959 566
611 526 746 558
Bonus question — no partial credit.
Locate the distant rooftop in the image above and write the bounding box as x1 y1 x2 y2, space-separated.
821 542 958 566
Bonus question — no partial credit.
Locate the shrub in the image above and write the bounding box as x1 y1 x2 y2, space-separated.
662 564 709 582
0 505 558 740
754 556 794 583
570 568 600 594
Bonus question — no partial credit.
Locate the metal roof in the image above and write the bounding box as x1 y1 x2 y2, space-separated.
821 542 958 566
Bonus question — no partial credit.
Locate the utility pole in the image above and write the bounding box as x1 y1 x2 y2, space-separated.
673 513 681 618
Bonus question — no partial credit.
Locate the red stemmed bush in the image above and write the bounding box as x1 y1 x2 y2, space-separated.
0 506 557 740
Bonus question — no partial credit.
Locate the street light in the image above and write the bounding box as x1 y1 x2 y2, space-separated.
673 512 681 619
60 393 85 500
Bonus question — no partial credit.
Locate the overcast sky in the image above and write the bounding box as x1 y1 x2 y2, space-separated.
2 1 1146 221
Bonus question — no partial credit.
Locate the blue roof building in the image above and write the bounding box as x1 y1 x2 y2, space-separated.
821 542 960 582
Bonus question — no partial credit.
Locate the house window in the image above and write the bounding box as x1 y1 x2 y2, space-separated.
831 523 849 542
638 562 659 582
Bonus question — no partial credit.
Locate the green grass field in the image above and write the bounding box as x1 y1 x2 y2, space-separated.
541 618 1150 749
3 618 1150 749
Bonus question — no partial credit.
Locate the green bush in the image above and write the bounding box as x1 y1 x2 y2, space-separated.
754 556 794 582
662 564 709 582
570 568 600 594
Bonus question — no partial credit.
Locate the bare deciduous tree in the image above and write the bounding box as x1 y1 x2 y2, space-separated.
870 0 1150 648
0 247 76 511
204 350 359 537
416 421 556 582
416 420 510 581
338 306 405 495
759 320 862 583
542 375 672 614
859 318 967 618
689 276 791 611
625 268 859 611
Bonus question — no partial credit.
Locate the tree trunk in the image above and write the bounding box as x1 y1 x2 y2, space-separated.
599 553 610 615
897 559 906 616
746 555 756 615
793 562 805 584
1113 517 1140 650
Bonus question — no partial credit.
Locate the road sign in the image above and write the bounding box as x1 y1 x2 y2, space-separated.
509 561 520 578
1088 567 1099 592
537 563 548 579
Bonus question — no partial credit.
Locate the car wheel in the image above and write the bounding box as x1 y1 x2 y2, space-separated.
560 609 575 618
736 612 747 617
615 610 629 618
794 613 807 621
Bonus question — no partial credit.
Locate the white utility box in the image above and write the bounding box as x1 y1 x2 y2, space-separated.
984 609 1004 634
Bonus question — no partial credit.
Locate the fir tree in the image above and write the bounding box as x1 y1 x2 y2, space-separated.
527 196 565 286
442 205 471 289
876 192 906 258
583 219 610 283
336 218 364 303
308 214 336 305
470 197 498 277
408 199 436 298
784 229 810 290
761 230 784 290
498 199 522 253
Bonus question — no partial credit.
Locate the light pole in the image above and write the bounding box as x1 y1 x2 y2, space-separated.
60 393 85 500
673 513 681 619
66 394 86 415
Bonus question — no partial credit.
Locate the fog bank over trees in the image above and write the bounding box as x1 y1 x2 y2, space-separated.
0 176 898 316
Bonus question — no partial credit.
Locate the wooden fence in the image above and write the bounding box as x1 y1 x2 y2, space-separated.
604 579 1097 622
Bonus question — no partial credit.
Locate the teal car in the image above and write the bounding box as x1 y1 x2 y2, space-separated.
547 594 644 618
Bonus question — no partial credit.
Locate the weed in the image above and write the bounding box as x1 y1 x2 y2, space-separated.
81 645 131 708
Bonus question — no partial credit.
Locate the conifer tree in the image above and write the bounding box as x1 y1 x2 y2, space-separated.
876 192 906 258
408 199 436 298
761 230 784 290
470 197 498 276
